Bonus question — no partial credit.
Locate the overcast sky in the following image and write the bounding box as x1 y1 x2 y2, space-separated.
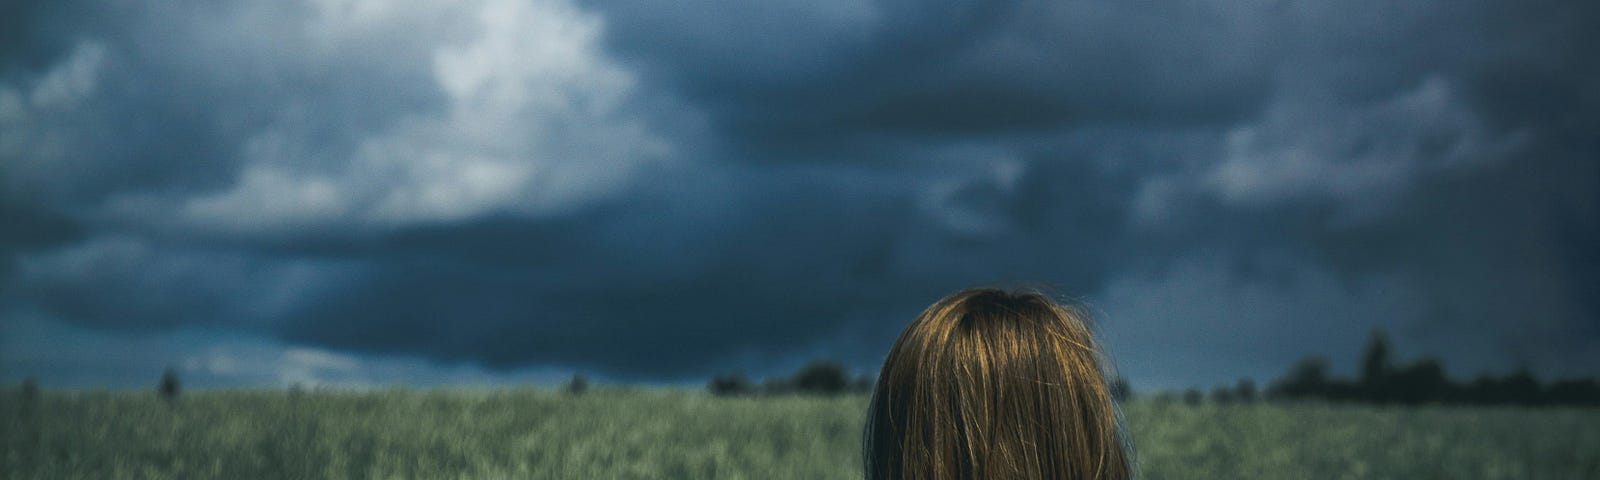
2 0 1596 390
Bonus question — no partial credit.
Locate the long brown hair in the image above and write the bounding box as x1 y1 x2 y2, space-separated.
863 288 1132 479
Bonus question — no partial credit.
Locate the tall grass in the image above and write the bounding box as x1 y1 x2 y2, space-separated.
3 387 1597 479
1123 401 1600 479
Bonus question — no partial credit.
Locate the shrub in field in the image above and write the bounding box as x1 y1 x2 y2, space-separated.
1270 356 1331 400
1547 378 1600 406
1386 357 1450 405
1497 368 1542 404
1234 378 1257 403
761 377 793 395
17 377 40 416
20 376 39 401
1182 388 1203 406
159 367 181 403
851 374 874 393
1210 385 1235 405
732 359 869 396
287 383 307 405
709 372 753 396
791 360 848 395
1112 376 1135 402
564 373 589 395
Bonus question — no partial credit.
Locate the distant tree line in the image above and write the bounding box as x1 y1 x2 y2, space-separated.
1156 378 1260 407
1263 328 1600 406
708 359 873 396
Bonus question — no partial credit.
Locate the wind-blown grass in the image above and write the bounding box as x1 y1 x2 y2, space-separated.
3 387 1596 479
1122 400 1600 479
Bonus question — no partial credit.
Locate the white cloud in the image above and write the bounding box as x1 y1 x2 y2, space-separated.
277 347 363 385
181 162 351 234
185 346 245 375
109 0 668 236
918 148 1028 237
1203 76 1526 221
0 42 107 193
27 42 107 110
1129 175 1184 229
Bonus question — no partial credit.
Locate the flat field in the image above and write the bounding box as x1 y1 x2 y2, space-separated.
3 388 1597 479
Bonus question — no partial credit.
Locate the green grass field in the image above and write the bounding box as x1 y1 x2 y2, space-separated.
4 387 1597 479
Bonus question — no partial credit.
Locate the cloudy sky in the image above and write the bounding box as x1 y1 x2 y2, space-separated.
2 0 1595 390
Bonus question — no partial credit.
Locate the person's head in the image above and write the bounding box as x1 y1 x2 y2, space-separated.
864 288 1131 480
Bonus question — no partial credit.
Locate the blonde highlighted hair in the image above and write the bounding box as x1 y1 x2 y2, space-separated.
864 288 1131 479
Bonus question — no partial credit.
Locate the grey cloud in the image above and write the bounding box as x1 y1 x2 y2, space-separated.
274 167 926 377
0 199 83 286
586 0 1279 154
9 236 353 331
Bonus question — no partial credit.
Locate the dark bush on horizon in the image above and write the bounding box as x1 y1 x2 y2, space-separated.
20 376 39 400
159 367 181 403
1210 385 1236 405
1182 388 1203 406
564 373 589 395
1269 356 1332 401
1548 379 1600 405
1111 376 1134 402
851 374 873 393
791 360 848 395
761 376 793 395
708 359 875 396
1235 378 1258 403
709 372 753 396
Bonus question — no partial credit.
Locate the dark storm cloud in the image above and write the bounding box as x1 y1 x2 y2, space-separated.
0 199 82 285
264 160 1138 377
584 0 1276 154
0 0 75 74
2 0 1597 384
0 1 92 284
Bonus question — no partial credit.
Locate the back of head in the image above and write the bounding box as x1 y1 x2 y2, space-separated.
864 288 1131 480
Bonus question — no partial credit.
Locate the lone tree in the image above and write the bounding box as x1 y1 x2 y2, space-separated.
158 367 181 403
1360 328 1393 401
564 373 589 395
21 376 39 398
20 376 40 408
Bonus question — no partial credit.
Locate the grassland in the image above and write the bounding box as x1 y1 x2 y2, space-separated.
3 387 1597 479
